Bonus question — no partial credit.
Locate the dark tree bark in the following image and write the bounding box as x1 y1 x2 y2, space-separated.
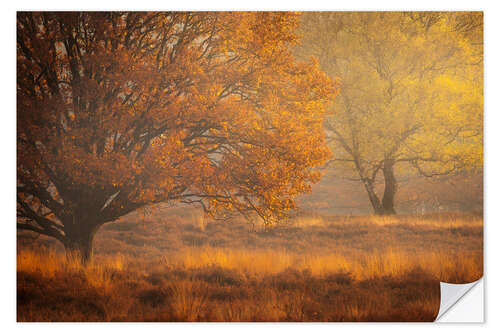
360 159 398 215
63 220 102 264
362 179 384 215
381 159 397 215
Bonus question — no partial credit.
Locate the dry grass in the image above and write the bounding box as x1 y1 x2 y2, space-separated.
162 246 481 282
288 214 325 228
17 210 483 322
367 213 483 228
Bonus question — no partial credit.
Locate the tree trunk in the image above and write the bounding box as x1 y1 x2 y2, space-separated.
63 222 101 264
362 179 384 215
361 160 398 215
381 159 397 215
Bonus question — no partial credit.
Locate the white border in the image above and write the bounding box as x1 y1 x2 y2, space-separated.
7 0 489 11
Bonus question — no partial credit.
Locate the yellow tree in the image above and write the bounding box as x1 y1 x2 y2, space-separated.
17 12 337 262
297 12 482 215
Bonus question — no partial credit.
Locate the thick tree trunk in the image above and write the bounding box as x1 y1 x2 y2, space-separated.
362 180 384 215
361 159 398 215
381 159 397 215
63 222 102 264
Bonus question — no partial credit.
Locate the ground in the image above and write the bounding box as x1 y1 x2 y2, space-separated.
17 207 483 322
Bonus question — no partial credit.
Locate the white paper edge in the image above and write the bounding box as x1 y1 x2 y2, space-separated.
435 278 484 322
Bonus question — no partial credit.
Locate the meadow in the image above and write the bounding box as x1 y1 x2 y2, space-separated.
17 208 483 322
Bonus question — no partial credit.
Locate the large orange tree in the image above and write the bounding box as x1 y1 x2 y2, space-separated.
17 12 336 262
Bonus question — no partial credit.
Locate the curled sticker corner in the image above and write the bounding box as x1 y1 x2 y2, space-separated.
435 278 483 322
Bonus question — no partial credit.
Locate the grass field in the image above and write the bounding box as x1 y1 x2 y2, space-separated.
17 208 483 321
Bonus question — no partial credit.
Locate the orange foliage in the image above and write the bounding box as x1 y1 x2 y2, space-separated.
17 12 337 259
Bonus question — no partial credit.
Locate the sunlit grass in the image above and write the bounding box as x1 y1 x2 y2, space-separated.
367 213 483 228
289 215 325 228
160 246 481 282
17 212 483 321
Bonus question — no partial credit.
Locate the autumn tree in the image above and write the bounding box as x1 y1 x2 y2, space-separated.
297 12 482 215
17 12 336 262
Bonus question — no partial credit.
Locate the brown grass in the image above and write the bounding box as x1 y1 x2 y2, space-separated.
17 210 483 322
